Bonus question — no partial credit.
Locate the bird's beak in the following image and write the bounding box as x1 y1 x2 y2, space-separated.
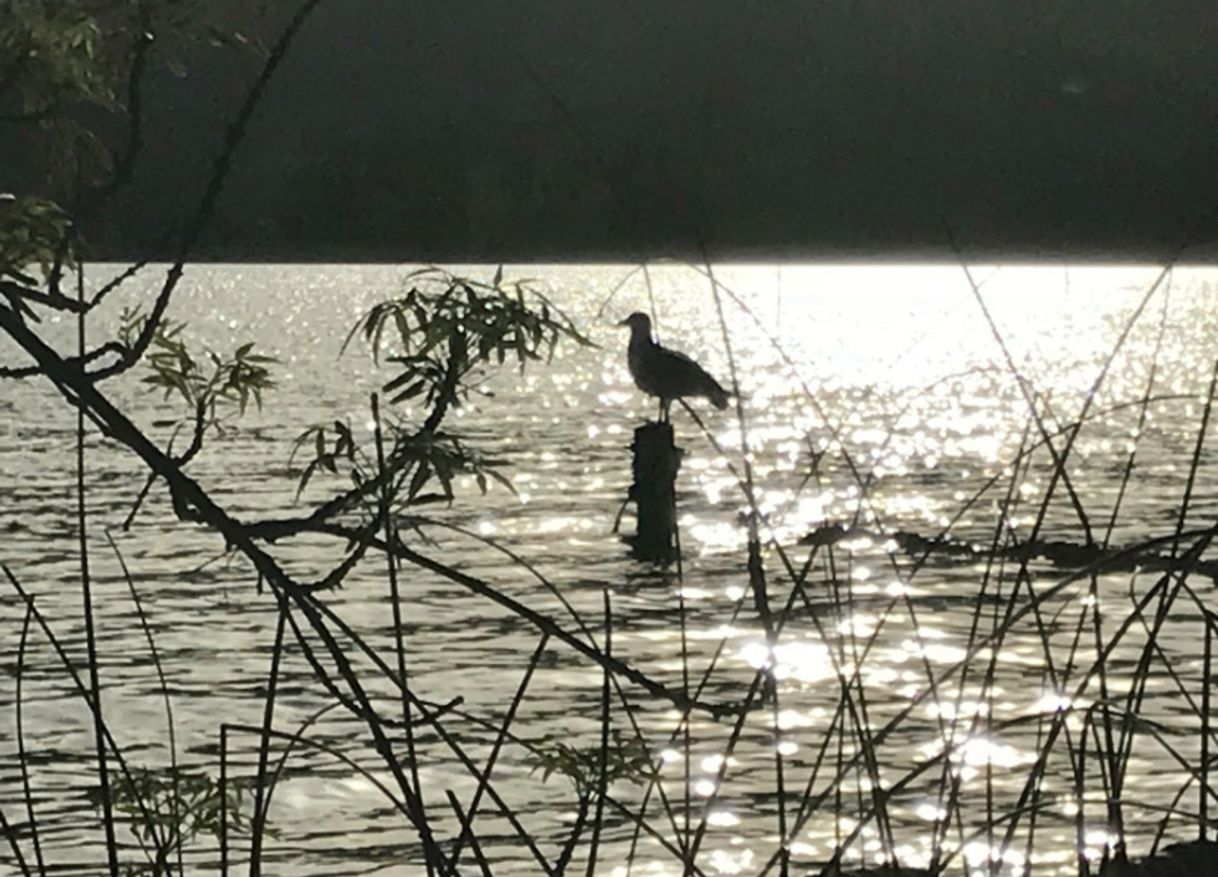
617 317 631 327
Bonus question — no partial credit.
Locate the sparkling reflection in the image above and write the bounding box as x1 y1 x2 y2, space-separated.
3 263 1216 875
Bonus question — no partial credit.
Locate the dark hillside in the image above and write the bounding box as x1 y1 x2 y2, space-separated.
8 1 1218 261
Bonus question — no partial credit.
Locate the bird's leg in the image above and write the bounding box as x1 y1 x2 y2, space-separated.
662 398 672 423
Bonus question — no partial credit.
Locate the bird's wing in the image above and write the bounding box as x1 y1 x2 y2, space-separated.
654 344 729 396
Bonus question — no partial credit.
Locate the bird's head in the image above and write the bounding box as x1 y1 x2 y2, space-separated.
618 312 652 336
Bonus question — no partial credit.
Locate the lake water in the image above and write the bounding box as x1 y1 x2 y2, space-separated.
2 263 1217 876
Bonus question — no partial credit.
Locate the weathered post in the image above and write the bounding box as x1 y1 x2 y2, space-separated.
627 421 684 561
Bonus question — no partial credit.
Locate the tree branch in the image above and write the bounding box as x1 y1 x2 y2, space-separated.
91 0 326 381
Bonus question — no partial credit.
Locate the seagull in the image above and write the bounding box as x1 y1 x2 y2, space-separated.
619 312 732 420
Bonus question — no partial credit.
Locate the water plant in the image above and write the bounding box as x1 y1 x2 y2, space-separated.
1 2 1216 876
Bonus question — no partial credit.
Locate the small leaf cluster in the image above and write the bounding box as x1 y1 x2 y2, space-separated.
121 306 276 429
290 418 514 509
0 195 72 284
87 765 263 857
2 1 119 118
526 729 658 797
0 3 124 282
290 419 360 499
345 266 593 409
391 429 516 506
293 268 584 512
1 1 138 190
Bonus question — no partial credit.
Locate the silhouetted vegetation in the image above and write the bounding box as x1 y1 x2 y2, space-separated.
2 3 1217 877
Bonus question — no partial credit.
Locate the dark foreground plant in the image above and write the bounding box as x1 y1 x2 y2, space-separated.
5 252 1218 877
2 3 1216 875
87 768 261 873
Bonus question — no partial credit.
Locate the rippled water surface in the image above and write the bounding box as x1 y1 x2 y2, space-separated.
2 263 1218 876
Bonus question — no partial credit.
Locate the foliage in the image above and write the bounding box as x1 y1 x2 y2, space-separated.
87 765 262 868
388 429 516 503
0 0 137 201
1 1 120 117
344 266 593 406
291 267 586 509
120 305 276 433
0 1 126 280
290 418 514 507
0 195 72 284
290 419 362 497
526 729 658 797
0 1 263 282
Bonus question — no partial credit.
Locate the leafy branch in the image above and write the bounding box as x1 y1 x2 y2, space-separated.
289 417 515 513
0 195 72 285
1 2 119 119
287 267 586 522
345 265 593 407
119 306 276 527
526 729 658 797
122 306 276 424
87 765 264 875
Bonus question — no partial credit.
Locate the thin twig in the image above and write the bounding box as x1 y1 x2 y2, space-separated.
106 532 181 873
75 264 119 876
447 635 551 873
584 590 613 877
372 392 435 876
14 601 45 875
248 593 288 876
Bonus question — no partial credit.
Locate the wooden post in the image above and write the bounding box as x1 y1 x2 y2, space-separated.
627 421 683 561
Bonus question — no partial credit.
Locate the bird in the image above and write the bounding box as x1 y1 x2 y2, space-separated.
618 312 732 421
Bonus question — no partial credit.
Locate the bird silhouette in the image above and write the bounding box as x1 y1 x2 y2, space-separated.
619 312 732 421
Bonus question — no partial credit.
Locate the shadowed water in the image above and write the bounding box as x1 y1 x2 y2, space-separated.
1 263 1216 875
